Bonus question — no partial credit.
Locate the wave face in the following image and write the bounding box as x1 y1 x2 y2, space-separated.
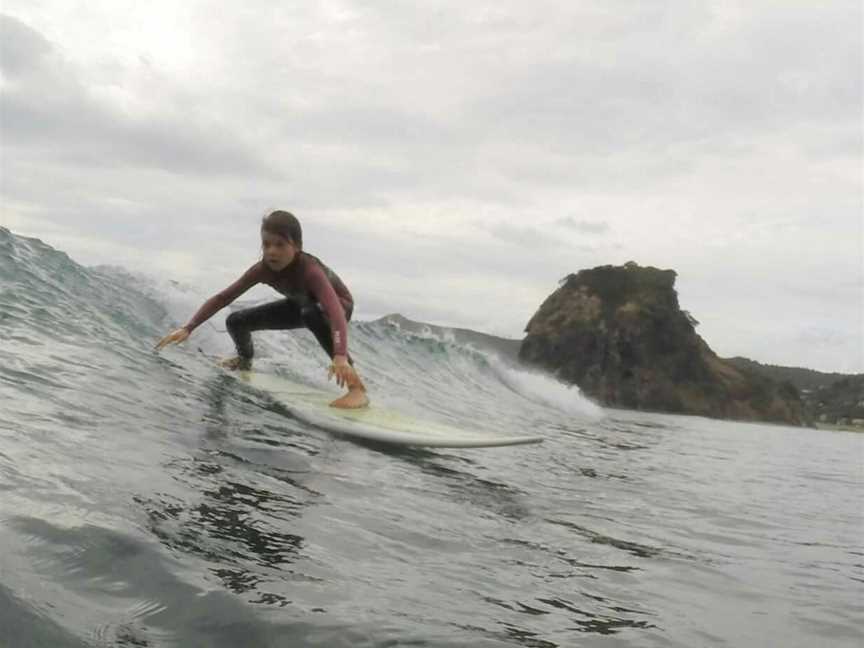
1 227 861 648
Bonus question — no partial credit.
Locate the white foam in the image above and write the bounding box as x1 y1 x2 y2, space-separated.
377 320 605 420
488 355 605 419
105 269 238 358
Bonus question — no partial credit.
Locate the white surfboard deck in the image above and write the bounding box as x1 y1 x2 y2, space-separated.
234 371 544 448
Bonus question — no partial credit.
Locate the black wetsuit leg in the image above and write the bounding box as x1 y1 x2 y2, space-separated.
225 298 353 365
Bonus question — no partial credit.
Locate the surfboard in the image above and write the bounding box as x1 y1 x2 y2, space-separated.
234 370 544 448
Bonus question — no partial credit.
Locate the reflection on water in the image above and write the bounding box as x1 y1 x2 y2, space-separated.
0 579 90 648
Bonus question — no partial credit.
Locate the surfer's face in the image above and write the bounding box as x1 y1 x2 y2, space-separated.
261 232 298 271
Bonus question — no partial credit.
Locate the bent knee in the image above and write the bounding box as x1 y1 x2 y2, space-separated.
226 310 244 330
300 303 326 324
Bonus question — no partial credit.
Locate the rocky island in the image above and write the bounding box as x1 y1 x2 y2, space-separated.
519 262 810 426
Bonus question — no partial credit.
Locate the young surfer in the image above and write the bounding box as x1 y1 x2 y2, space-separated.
155 210 369 409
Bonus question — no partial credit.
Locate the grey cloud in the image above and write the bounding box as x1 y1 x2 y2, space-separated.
480 222 565 249
309 217 592 292
796 327 858 349
459 4 861 157
252 0 860 204
2 94 272 176
556 217 609 235
0 14 53 77
0 16 271 178
265 97 522 205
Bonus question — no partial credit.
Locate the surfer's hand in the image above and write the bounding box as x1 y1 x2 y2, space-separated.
328 355 356 389
155 327 190 352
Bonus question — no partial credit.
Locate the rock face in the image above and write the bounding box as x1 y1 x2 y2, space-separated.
519 262 810 426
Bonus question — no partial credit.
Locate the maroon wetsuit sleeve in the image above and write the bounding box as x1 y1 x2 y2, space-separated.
305 261 349 356
183 263 263 333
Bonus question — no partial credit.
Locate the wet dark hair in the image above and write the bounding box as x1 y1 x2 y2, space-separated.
261 210 302 249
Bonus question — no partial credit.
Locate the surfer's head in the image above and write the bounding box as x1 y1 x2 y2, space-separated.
261 210 302 271
261 210 303 249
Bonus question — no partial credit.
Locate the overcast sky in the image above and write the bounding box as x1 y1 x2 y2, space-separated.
1 1 861 372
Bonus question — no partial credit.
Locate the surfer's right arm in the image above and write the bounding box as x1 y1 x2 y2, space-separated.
154 264 262 351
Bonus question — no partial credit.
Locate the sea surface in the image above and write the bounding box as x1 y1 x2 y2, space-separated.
1 226 862 648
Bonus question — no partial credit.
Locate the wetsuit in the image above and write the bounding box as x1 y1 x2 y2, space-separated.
183 252 353 366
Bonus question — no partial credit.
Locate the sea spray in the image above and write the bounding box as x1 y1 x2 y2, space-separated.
372 317 604 420
487 355 605 419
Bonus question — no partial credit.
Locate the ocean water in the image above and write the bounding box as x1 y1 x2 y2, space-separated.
0 226 861 648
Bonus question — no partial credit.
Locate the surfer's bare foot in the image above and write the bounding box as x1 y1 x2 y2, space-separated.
330 386 369 409
220 356 252 371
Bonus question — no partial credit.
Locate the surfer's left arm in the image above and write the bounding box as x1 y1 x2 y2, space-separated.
306 264 356 387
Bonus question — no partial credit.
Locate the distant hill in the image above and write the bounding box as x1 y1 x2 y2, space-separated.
726 358 864 425
724 357 850 392
807 375 864 425
372 314 521 363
